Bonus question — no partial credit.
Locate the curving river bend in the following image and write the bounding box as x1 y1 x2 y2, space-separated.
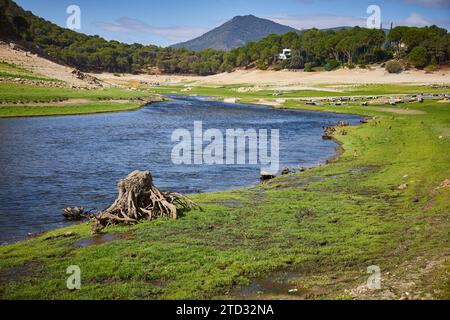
0 95 362 244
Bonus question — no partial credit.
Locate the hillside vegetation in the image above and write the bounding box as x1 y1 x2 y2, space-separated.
1 0 449 76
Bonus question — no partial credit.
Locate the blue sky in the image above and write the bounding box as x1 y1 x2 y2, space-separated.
15 0 450 47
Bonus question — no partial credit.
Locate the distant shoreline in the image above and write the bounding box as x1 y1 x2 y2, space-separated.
92 67 450 87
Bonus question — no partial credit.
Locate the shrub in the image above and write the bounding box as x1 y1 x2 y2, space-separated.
256 60 268 70
358 64 367 69
304 63 313 72
272 64 282 71
385 60 403 74
424 64 439 72
324 59 340 71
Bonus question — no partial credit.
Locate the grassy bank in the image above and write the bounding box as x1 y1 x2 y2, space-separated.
0 92 448 299
0 83 162 117
0 102 144 118
0 83 158 103
153 83 449 100
0 61 56 82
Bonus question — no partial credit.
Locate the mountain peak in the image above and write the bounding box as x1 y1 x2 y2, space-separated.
232 14 257 20
171 15 298 51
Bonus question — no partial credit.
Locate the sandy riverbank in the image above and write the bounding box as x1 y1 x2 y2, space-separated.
93 67 450 87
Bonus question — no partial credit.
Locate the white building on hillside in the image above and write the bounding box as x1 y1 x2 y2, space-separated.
278 49 292 60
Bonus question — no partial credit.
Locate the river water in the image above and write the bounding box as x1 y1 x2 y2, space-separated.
0 95 362 243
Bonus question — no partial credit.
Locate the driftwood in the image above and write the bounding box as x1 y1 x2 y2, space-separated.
90 171 197 234
323 121 350 139
45 231 77 241
335 121 350 127
322 126 336 139
63 207 94 221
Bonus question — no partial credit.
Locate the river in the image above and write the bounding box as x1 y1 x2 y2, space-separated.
0 95 362 243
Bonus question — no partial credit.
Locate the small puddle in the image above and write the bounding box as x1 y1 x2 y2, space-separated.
73 231 133 248
231 270 306 299
220 201 243 208
348 166 373 174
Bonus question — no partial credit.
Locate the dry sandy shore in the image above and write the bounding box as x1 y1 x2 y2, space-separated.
0 41 99 87
94 67 450 87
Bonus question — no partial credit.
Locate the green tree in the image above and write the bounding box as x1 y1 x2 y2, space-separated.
408 46 427 68
283 50 304 69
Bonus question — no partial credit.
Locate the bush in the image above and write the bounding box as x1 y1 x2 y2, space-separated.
324 59 340 71
272 64 282 71
385 60 403 74
256 60 268 70
358 64 367 69
424 64 439 72
304 63 313 72
347 64 356 69
408 46 427 68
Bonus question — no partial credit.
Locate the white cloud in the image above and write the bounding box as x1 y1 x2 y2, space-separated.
269 14 366 30
398 12 432 26
96 17 206 41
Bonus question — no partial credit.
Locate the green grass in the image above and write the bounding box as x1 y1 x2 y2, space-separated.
0 61 35 76
0 102 143 117
152 83 449 100
0 61 56 82
0 83 158 104
0 83 163 117
0 87 449 299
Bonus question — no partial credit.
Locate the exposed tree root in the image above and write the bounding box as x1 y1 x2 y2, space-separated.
63 207 94 221
90 171 198 234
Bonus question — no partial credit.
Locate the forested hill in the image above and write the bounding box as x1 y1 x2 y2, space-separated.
171 15 299 51
1 0 449 75
0 0 225 75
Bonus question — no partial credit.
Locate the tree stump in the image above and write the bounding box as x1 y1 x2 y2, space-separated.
90 171 197 233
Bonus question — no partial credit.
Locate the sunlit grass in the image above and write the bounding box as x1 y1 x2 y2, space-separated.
0 83 162 116
0 86 448 299
0 102 142 117
0 61 55 82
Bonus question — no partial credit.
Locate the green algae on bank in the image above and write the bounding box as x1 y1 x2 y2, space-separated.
0 99 449 300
